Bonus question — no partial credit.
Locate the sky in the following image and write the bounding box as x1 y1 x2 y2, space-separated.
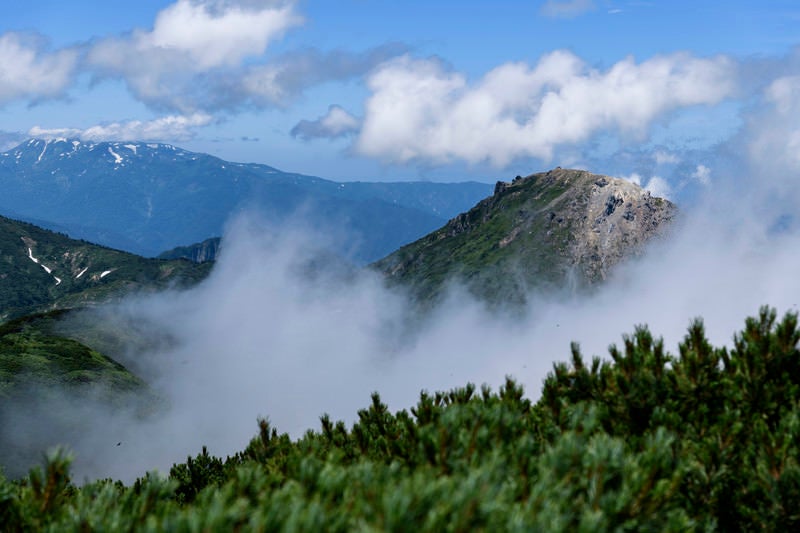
1 0 799 187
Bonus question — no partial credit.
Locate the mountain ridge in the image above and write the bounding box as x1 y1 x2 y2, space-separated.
375 168 677 305
0 214 211 321
0 138 492 261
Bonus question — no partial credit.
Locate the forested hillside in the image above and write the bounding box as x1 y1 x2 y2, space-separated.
2 306 798 531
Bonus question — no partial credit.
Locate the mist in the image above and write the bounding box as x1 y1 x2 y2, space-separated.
3 177 789 483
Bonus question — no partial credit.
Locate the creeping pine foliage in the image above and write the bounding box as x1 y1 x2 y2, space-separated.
2 306 800 531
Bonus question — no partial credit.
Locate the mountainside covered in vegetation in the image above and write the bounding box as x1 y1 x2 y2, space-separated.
1 307 798 530
157 237 221 263
375 168 677 305
0 309 157 478
0 215 211 321
0 139 492 261
0 310 145 399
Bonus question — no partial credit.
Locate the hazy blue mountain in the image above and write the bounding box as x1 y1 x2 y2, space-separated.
0 139 492 262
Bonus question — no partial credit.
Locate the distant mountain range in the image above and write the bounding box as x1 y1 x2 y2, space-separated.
0 139 492 262
374 168 677 306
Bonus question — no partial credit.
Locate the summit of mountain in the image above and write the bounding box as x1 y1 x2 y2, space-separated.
374 168 678 306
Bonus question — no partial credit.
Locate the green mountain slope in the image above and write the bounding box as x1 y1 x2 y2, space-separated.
0 215 211 321
0 310 145 399
375 168 677 305
0 309 158 478
157 237 221 263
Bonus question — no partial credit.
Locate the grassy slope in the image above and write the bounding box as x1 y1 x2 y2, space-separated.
374 171 589 305
0 310 145 400
0 215 211 321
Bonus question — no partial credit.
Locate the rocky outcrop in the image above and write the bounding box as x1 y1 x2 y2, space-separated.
564 170 676 282
374 168 677 305
157 237 221 263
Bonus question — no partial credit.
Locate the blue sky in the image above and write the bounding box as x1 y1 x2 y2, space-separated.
1 0 799 192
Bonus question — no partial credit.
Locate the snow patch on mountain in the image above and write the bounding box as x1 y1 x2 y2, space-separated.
37 142 47 163
108 147 123 165
27 247 61 285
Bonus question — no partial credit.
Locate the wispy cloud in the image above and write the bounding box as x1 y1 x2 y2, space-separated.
290 105 360 140
237 44 408 108
540 0 596 19
691 164 711 186
28 113 213 142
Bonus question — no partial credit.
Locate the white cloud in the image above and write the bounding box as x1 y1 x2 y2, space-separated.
654 150 680 165
86 0 302 110
290 105 360 140
28 113 213 142
540 0 596 19
146 0 302 70
764 74 800 114
730 72 800 221
622 172 672 199
0 33 79 105
642 175 671 198
691 164 711 186
354 51 736 167
623 172 643 186
82 2 404 113
747 75 800 173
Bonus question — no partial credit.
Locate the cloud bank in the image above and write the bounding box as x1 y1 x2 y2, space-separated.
0 1 404 116
350 51 735 166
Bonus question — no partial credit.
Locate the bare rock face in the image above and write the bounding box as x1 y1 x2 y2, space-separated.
567 171 676 282
374 168 677 305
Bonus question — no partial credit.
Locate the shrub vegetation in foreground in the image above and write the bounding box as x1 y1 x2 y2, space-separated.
1 306 799 531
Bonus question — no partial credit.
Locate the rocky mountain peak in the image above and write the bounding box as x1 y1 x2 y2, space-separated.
375 168 677 305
